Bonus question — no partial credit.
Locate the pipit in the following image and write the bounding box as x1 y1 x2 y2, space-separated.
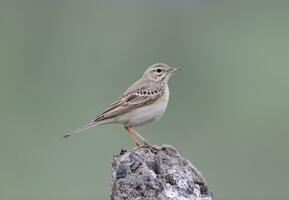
64 63 180 146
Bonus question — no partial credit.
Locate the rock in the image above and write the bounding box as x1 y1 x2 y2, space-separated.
110 145 213 200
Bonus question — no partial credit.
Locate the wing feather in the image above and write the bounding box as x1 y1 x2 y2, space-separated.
92 83 163 122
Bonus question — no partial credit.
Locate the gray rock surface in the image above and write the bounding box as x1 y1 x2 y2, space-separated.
110 145 213 200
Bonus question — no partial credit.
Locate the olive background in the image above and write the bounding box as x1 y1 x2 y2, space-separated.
1 0 289 200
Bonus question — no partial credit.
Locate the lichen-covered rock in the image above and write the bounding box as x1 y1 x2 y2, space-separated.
110 145 213 200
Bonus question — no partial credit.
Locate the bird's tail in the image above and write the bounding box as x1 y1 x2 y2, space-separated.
64 120 106 138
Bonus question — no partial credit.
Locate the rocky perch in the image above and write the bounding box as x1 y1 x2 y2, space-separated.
110 145 213 200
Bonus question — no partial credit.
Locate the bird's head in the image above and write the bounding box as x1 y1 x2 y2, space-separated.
143 63 180 82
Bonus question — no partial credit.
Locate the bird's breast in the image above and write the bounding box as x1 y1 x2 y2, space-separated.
119 86 169 127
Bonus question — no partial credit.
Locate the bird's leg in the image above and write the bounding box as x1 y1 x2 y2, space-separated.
130 128 156 150
130 128 149 144
124 126 141 146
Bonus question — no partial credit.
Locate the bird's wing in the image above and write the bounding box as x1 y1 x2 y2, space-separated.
63 81 163 138
91 82 164 123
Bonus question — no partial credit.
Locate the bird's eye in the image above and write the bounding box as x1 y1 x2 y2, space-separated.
156 68 162 73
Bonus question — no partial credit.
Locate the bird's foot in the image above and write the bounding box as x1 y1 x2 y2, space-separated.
143 141 158 153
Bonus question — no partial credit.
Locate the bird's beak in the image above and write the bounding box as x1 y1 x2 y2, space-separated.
170 67 181 73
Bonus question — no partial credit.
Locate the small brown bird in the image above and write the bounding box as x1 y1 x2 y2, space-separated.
64 63 180 146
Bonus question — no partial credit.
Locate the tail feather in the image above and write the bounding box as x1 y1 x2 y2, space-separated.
64 121 103 138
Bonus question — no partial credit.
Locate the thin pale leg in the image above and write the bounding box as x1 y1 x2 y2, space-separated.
130 128 150 144
124 126 141 146
131 128 157 151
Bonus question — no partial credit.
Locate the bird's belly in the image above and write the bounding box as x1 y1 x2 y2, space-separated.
118 101 168 127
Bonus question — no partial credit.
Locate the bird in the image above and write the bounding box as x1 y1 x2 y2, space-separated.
64 63 180 146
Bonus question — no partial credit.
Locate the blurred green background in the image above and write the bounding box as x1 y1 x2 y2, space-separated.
1 0 289 199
